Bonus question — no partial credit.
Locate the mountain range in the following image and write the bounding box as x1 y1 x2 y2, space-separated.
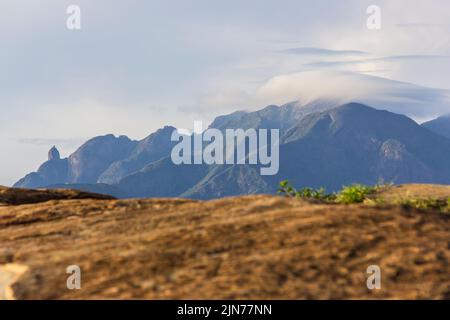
14 101 450 199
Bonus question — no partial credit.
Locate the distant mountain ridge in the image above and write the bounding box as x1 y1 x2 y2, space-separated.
14 134 137 189
98 126 176 184
422 114 450 139
14 101 450 199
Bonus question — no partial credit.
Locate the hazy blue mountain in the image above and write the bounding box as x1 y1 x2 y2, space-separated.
209 99 337 134
117 156 210 198
116 158 273 200
13 102 450 199
66 134 137 184
14 158 69 189
270 103 450 191
180 103 450 197
45 183 128 199
98 126 176 184
180 164 273 199
12 99 355 192
112 103 450 198
422 114 450 139
14 135 137 188
14 145 69 189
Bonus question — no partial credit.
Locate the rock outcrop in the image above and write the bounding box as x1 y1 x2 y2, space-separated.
0 184 449 299
48 146 60 161
13 146 69 189
0 185 114 206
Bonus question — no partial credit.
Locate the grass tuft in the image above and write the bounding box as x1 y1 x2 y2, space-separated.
278 180 336 201
336 184 377 204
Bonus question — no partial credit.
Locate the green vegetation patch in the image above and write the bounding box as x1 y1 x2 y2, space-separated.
278 180 335 202
336 184 378 204
278 180 378 204
278 180 450 213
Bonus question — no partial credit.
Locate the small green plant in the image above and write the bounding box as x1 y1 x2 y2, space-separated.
336 184 377 204
297 187 335 201
278 180 296 197
278 180 334 201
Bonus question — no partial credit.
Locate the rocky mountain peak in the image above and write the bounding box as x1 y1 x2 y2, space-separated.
48 146 60 161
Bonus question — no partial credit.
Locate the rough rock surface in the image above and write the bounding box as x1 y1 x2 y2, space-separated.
0 186 114 206
0 185 449 299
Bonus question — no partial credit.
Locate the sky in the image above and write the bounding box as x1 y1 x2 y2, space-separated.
1 0 450 186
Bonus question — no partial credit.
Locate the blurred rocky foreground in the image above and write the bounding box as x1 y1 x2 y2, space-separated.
0 185 449 300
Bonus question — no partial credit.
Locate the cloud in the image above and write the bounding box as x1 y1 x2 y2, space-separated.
280 47 367 56
255 70 450 121
304 55 450 68
396 23 449 28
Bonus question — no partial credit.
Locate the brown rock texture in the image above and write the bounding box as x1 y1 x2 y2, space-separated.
0 185 449 300
374 183 450 202
0 186 114 206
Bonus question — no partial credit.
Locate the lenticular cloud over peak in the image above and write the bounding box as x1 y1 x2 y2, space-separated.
257 71 450 121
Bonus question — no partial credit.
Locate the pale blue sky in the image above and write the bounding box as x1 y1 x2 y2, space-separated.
1 0 450 185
